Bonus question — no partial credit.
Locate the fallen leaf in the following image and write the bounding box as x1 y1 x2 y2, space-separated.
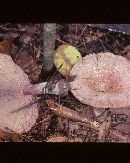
46 134 67 142
54 45 82 76
15 50 42 82
0 37 14 55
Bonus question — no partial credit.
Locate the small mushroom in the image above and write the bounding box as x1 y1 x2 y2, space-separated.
69 52 130 109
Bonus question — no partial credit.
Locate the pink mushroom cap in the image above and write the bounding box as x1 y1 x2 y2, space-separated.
0 54 38 133
70 52 130 109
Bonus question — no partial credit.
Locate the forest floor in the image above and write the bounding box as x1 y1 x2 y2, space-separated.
0 24 130 142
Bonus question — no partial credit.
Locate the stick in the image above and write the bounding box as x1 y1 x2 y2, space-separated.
43 23 56 72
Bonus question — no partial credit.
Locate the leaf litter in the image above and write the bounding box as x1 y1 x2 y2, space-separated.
0 23 130 142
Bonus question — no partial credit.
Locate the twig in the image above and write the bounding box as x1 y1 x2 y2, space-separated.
55 38 70 45
75 25 87 46
10 99 40 113
99 38 107 52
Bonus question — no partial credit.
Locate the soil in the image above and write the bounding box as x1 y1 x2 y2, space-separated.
0 23 130 142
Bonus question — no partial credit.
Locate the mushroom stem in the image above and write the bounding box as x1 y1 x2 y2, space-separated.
22 82 48 95
22 79 70 96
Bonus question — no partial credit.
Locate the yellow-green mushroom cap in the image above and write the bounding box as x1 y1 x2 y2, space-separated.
54 45 82 76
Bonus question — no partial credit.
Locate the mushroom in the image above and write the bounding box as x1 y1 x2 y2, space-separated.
0 54 39 133
69 52 130 109
68 52 130 124
0 53 70 134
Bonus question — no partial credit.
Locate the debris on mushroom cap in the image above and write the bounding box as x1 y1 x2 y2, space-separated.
69 52 130 108
54 45 82 76
0 53 38 133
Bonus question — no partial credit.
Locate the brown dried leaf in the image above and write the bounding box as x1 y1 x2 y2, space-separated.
0 37 14 55
46 134 67 142
98 117 111 142
11 133 22 142
122 45 130 60
67 137 83 142
0 129 10 140
46 134 83 142
15 50 42 82
0 129 21 142
113 122 130 135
